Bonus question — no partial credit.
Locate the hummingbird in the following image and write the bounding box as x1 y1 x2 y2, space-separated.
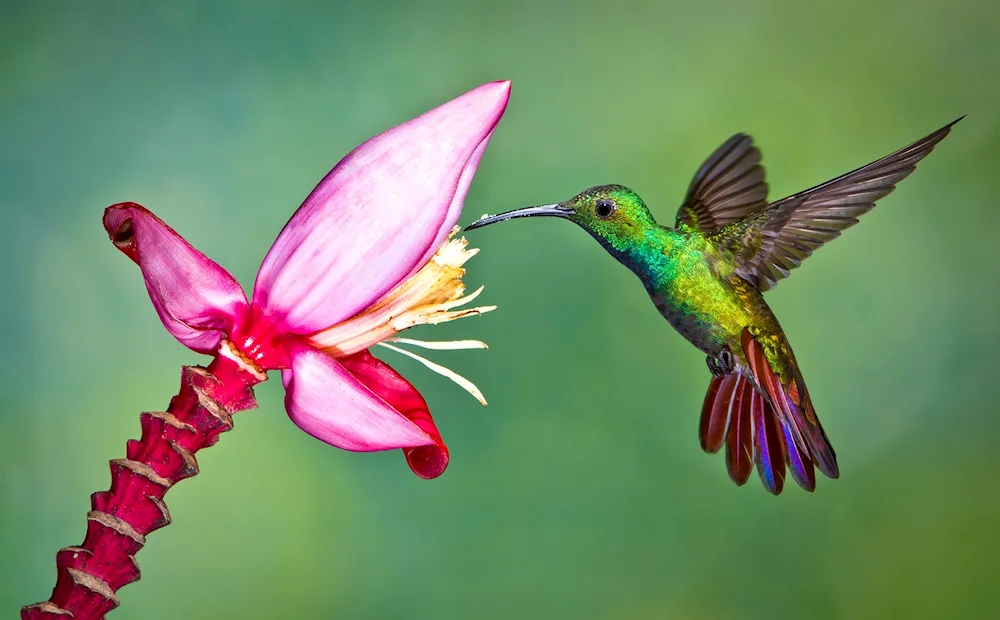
466 119 961 494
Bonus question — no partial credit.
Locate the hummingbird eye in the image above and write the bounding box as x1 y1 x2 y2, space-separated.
595 199 617 219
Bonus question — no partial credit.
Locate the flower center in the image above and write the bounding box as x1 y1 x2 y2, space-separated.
307 227 494 404
228 309 291 373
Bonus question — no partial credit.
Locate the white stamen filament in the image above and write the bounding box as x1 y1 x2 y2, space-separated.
387 337 488 350
389 304 497 331
377 342 487 406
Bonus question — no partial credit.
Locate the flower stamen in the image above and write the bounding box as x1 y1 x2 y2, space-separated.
377 342 488 406
387 337 488 350
309 228 495 357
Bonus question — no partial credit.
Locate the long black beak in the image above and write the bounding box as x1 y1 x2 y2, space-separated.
465 204 574 231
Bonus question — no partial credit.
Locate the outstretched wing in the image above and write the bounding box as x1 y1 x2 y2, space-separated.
675 133 769 234
720 118 961 291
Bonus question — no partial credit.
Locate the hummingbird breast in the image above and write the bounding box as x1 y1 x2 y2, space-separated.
648 288 733 356
632 231 776 359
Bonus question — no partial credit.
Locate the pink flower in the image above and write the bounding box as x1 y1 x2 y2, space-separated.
103 81 510 479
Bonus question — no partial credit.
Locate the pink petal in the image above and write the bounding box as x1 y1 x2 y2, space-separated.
254 80 511 334
282 341 436 452
339 349 449 479
104 202 249 354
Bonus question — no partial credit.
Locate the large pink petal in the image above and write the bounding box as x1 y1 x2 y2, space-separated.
282 341 436 452
254 80 511 334
339 349 449 479
104 202 249 354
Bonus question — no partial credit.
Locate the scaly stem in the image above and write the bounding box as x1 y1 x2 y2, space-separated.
22 349 265 619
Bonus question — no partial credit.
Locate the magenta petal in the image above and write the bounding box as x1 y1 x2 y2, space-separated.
254 80 511 334
339 349 450 479
282 341 436 452
103 203 249 354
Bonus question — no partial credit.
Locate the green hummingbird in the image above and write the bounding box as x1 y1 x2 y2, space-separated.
466 119 961 494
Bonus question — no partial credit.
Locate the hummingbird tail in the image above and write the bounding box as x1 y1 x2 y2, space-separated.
700 371 803 494
741 328 839 482
698 328 839 494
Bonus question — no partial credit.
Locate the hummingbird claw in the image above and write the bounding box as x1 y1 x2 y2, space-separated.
706 356 723 378
718 347 735 374
707 346 736 378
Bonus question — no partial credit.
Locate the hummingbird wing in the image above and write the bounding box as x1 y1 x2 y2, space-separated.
720 118 961 291
675 133 769 234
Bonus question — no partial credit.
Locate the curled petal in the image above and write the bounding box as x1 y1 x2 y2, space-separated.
340 349 449 479
254 80 511 333
282 342 436 453
103 202 248 354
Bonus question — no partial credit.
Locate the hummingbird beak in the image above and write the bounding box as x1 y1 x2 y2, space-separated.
464 204 574 231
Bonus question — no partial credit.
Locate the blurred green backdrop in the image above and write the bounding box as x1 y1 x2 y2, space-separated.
2 1 998 618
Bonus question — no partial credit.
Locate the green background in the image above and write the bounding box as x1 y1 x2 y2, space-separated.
2 1 997 618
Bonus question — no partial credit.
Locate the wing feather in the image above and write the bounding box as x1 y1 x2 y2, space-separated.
726 118 961 291
675 134 769 233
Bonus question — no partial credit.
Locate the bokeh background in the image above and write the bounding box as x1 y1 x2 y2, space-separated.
2 1 998 618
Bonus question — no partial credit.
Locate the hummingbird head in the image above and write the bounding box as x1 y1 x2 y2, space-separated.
465 184 657 254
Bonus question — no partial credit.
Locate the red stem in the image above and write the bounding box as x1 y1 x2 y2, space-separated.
22 352 264 619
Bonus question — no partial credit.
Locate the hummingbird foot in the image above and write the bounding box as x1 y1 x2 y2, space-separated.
706 346 736 378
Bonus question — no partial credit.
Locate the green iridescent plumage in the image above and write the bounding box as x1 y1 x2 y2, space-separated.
467 119 961 494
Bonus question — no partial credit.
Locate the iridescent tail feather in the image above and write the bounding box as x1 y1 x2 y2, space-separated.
698 328 837 494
